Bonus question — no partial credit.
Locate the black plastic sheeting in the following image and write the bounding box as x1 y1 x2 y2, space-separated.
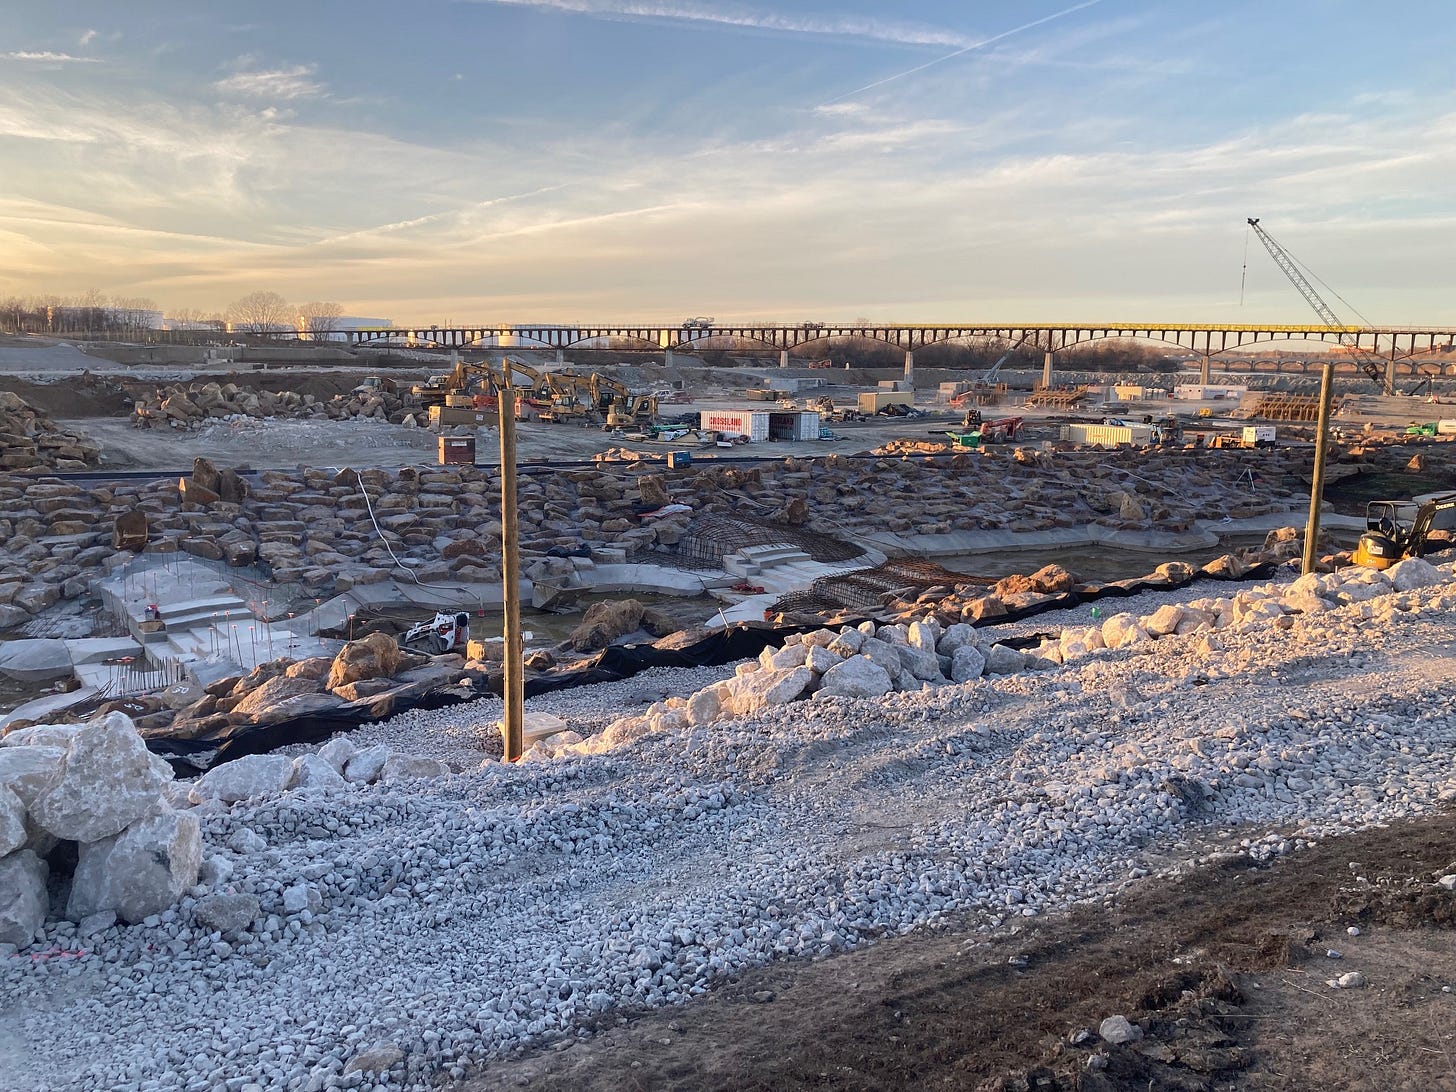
149 559 1281 771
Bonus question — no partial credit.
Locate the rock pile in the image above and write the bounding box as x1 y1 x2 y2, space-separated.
0 712 197 944
97 632 472 750
562 555 1456 762
0 391 101 471
130 381 426 429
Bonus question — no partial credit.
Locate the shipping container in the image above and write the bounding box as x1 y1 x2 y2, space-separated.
767 411 821 441
437 436 476 465
1059 423 1158 446
857 391 915 413
700 409 770 442
1437 420 1456 435
1241 426 1277 446
429 405 494 428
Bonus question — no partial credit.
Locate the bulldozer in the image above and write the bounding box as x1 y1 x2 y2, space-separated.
1351 492 1456 570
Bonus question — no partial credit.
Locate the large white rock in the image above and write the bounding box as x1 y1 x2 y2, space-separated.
1143 604 1185 638
316 736 355 774
685 686 723 726
343 743 391 784
949 645 987 683
68 809 201 924
826 628 865 656
815 656 894 699
1388 557 1444 591
30 713 168 843
984 644 1027 675
0 724 84 749
379 755 449 782
741 666 813 711
1100 613 1139 649
858 638 903 681
803 643 842 674
0 850 48 947
289 753 348 791
935 623 977 657
907 619 941 653
189 753 294 805
0 785 25 856
896 644 944 682
0 746 64 807
766 643 809 671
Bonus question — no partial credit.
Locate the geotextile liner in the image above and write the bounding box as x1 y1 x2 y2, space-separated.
148 559 1280 770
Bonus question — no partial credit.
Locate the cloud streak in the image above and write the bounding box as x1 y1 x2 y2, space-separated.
1 51 99 63
470 0 982 48
214 64 324 100
821 0 1105 105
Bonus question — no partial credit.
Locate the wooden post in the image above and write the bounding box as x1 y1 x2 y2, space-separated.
1303 362 1336 575
498 379 524 761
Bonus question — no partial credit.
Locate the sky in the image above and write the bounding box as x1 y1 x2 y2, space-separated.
2 0 1455 326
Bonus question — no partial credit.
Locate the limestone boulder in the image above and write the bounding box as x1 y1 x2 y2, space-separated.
67 809 201 924
1388 557 1444 591
984 644 1027 675
189 753 293 805
0 850 48 947
1143 604 1185 638
327 632 402 691
949 645 987 683
896 644 944 682
193 891 260 935
815 657 894 699
316 736 355 773
0 745 65 807
289 753 348 790
30 713 168 843
228 675 324 720
1029 564 1077 593
343 743 391 784
0 784 25 856
379 754 449 782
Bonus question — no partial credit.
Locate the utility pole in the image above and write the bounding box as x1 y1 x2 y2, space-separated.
498 372 524 761
1303 362 1336 575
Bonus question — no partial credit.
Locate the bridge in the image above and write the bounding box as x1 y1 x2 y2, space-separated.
319 320 1454 387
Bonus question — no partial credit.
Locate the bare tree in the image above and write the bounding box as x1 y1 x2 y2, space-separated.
226 291 293 334
297 300 343 340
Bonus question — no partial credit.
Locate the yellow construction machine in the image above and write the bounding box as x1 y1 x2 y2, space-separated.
605 394 658 429
1351 492 1456 569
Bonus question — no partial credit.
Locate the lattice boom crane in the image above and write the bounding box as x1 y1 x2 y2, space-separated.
1246 217 1394 395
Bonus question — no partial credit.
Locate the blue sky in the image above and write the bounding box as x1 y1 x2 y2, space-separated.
2 0 1455 325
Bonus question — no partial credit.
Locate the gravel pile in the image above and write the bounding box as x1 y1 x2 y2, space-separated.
6 564 1456 1091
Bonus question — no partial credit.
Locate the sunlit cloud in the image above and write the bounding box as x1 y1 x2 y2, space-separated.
1 51 99 64
214 64 325 100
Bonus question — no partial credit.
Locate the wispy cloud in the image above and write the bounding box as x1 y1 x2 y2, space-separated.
821 0 1105 105
78 29 98 46
470 0 980 48
214 64 324 100
1 50 99 64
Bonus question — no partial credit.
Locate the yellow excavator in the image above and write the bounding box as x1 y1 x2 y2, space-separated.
605 394 658 429
1352 492 1456 569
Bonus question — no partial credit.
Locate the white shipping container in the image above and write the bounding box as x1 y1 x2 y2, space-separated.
1437 419 1456 435
1241 425 1277 445
1060 423 1157 446
768 411 821 441
701 409 769 442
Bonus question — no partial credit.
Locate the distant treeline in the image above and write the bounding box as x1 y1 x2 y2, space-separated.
698 336 1178 372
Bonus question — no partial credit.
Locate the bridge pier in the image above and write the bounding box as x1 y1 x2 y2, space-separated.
1386 357 1398 392
1199 356 1211 385
903 351 914 383
555 348 564 366
780 350 789 369
1042 352 1054 389
664 348 674 370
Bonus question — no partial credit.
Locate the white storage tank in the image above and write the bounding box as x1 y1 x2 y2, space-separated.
700 409 770 441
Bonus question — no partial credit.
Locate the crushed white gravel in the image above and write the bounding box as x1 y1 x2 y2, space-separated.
6 561 1456 1092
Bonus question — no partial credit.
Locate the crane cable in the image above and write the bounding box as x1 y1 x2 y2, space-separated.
1239 222 1250 306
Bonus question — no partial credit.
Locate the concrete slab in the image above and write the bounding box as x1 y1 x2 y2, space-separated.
0 686 99 731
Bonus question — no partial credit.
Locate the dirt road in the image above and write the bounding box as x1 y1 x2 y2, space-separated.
459 808 1456 1091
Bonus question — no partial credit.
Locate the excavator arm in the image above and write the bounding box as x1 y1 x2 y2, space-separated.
1246 218 1394 395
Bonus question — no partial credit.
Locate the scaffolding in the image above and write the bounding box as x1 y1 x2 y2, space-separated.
1230 392 1326 422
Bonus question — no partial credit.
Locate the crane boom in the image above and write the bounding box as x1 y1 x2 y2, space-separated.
1246 217 1394 394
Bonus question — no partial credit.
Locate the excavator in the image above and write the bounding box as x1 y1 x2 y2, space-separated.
605 394 658 429
1351 492 1456 570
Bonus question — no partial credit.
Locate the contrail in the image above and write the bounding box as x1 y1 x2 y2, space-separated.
819 0 1104 107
